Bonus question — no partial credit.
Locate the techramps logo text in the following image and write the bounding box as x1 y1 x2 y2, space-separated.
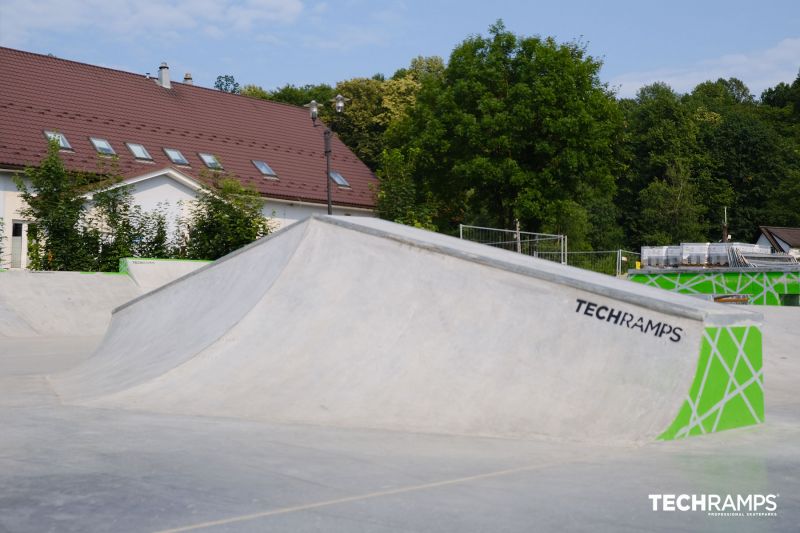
648 494 779 518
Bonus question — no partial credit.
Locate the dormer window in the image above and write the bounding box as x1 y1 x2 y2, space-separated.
329 171 350 187
44 131 72 150
252 160 277 178
126 142 152 161
90 137 115 155
164 148 189 165
199 153 223 170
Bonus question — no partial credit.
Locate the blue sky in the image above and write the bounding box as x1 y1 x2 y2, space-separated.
1 0 798 98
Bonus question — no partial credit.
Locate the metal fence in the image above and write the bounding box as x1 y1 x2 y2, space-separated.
459 224 567 264
458 224 639 276
537 249 640 276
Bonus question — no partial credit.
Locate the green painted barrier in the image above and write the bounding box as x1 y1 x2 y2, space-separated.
629 271 800 306
660 325 763 440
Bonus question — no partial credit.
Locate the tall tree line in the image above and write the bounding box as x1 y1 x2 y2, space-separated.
240 21 800 250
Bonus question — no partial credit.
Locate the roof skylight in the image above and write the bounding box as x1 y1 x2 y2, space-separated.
329 171 350 187
164 148 189 165
90 137 115 155
126 142 152 160
199 153 223 170
252 160 277 177
44 131 72 150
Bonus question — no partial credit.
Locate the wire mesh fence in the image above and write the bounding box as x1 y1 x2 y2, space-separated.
459 224 567 264
537 250 641 276
458 224 639 276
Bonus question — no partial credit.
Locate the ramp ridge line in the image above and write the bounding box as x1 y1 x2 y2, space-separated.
317 216 760 326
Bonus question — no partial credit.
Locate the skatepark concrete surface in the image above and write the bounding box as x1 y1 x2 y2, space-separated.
1 216 798 531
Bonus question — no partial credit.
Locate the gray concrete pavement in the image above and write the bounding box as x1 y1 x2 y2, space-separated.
0 348 798 532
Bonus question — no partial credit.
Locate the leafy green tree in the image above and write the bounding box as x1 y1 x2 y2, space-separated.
618 83 708 247
179 178 270 260
387 21 624 248
375 148 436 229
248 83 335 107
326 77 387 169
637 165 706 244
214 74 241 94
240 84 270 99
761 71 800 116
392 56 446 82
83 185 172 271
14 140 94 270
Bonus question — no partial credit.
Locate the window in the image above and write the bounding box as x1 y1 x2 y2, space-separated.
90 137 115 155
199 153 223 170
126 142 152 160
329 171 350 187
164 148 189 165
252 160 277 177
44 131 72 150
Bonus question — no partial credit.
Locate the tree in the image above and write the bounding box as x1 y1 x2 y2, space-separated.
761 71 800 115
179 178 270 260
14 140 94 270
249 83 335 107
618 83 708 248
636 165 706 245
387 21 624 248
326 77 387 169
84 185 172 271
240 84 270 99
375 148 436 230
214 74 241 94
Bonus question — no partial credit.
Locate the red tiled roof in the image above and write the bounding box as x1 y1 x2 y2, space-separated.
0 47 377 209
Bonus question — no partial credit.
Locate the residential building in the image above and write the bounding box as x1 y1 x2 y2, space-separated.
757 226 800 258
0 47 377 268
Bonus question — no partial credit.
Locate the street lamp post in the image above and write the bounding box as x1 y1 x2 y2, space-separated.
305 94 349 215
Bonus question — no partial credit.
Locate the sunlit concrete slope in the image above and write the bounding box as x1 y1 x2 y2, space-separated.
53 216 763 443
53 221 308 399
0 271 140 338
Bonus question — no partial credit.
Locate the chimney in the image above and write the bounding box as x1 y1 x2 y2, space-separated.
183 72 193 85
158 62 171 89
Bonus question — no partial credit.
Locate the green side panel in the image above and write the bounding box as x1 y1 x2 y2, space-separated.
658 326 763 440
629 271 800 306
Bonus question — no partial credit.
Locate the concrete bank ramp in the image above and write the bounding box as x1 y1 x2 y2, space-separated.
53 216 765 443
0 271 140 338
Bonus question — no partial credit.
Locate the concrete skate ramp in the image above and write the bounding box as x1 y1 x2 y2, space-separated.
53 216 764 443
0 271 140 338
119 258 210 292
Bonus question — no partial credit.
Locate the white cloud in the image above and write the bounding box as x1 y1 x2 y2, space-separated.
0 0 304 47
610 38 800 98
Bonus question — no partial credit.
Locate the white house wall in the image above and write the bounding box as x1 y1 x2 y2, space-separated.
127 174 197 217
262 200 374 230
1 170 374 269
0 172 30 269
